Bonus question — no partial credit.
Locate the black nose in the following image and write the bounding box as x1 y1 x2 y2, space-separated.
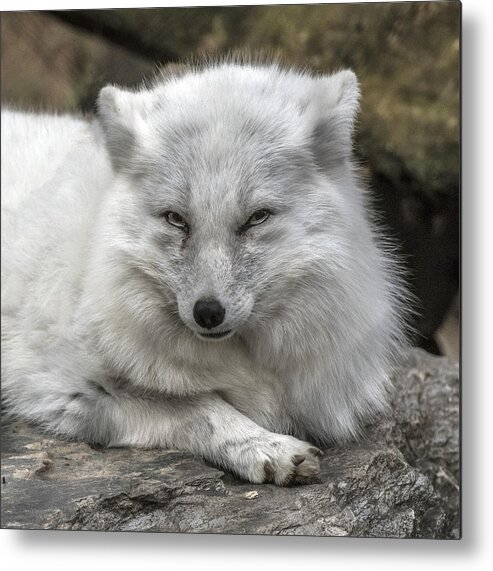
193 299 225 330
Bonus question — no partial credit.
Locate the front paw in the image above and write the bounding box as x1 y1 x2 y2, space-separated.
262 438 323 485
229 434 323 486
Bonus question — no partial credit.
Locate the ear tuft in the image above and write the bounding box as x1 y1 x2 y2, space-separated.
330 70 360 121
98 85 134 117
97 86 139 173
310 69 361 169
330 70 360 105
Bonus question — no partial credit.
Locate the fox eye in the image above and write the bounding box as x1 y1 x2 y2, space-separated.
246 209 271 227
163 211 188 231
238 209 272 234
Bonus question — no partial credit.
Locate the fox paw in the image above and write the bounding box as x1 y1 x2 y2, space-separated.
262 440 323 485
228 434 323 486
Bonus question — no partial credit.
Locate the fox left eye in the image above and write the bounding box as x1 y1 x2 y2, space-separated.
246 209 271 227
238 210 272 234
163 211 189 231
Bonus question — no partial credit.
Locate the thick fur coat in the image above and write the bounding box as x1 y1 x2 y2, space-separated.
1 62 407 484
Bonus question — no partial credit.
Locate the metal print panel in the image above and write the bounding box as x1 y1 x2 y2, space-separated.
1 1 460 538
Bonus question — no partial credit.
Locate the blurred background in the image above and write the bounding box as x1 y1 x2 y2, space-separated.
1 2 460 361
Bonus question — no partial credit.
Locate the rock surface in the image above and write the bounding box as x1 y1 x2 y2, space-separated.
0 349 460 537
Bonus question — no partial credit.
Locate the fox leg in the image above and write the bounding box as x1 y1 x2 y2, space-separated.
98 388 322 485
4 355 321 485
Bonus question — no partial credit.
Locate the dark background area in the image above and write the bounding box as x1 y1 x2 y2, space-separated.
0 3 460 360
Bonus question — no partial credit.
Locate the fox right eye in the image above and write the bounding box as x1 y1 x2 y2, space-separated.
163 211 189 232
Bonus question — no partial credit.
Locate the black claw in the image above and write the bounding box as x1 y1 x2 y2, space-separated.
263 460 275 482
292 454 306 466
309 447 324 457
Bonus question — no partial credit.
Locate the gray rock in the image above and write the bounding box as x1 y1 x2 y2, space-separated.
0 348 460 537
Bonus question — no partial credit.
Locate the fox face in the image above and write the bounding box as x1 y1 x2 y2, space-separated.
137 129 329 342
97 63 364 344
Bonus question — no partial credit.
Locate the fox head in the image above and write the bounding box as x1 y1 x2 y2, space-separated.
96 63 374 347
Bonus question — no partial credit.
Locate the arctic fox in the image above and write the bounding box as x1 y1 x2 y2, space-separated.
1 62 407 485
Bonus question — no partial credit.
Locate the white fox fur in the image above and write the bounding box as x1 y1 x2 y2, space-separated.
1 62 407 485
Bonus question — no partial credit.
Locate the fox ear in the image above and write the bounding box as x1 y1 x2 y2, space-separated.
309 70 360 168
97 85 156 172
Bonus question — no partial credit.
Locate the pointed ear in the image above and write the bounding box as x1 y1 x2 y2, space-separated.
97 85 156 172
309 70 360 169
